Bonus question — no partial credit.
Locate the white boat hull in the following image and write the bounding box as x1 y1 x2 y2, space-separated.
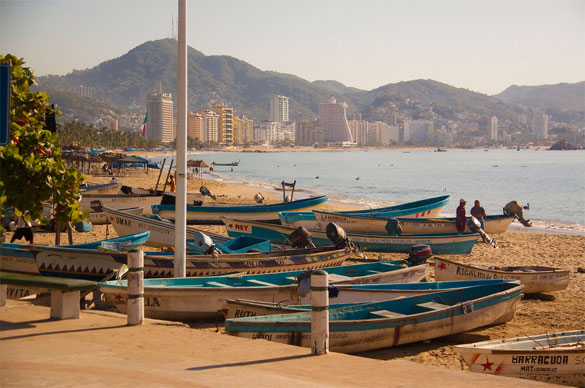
80 194 163 214
434 257 570 294
455 330 585 387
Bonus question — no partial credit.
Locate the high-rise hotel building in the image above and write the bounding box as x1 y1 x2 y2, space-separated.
212 103 234 146
270 95 289 122
319 97 353 143
146 92 175 143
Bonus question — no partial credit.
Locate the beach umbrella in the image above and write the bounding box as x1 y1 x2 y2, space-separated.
187 159 211 168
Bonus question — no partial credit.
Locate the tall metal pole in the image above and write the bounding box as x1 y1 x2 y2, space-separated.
174 0 187 277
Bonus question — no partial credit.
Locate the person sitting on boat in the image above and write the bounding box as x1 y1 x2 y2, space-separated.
455 199 467 233
470 200 487 229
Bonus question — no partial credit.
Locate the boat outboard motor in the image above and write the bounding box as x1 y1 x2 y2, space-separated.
467 216 497 248
385 218 402 236
407 244 432 266
289 226 316 248
326 222 350 249
89 200 104 212
189 231 222 255
254 193 264 203
199 185 217 200
503 200 532 227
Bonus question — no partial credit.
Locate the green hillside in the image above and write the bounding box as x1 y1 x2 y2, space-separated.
495 82 585 111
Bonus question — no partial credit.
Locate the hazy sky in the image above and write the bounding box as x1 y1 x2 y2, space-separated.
1 0 583 95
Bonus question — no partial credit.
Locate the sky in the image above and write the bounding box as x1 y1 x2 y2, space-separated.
1 0 583 96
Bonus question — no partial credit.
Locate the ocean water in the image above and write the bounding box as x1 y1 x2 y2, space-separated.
153 149 585 234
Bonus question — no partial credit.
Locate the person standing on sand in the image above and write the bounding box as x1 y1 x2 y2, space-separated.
10 212 33 244
169 174 176 192
470 200 487 229
456 199 467 233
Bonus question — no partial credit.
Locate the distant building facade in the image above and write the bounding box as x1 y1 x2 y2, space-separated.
319 97 353 143
403 120 433 143
146 92 175 143
212 103 234 146
270 95 289 123
295 120 324 145
532 112 548 140
348 120 368 145
199 110 219 143
489 116 498 141
233 116 254 145
187 112 201 140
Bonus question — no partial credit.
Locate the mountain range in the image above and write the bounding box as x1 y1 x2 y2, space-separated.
36 38 584 124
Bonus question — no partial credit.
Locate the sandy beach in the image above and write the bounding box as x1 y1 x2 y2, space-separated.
4 169 585 373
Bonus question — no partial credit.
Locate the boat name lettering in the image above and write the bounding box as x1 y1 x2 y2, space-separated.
145 297 160 307
252 333 272 340
115 217 132 227
234 309 256 318
231 223 250 232
512 355 568 365
455 266 521 280
520 366 557 373
7 287 31 298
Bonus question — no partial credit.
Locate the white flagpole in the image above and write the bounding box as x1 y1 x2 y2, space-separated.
174 0 187 277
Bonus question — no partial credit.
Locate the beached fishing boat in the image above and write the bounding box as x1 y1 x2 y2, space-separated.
88 206 143 225
225 280 523 353
102 207 231 248
99 260 428 320
79 180 122 194
80 192 164 214
287 212 516 235
220 279 514 318
223 217 478 254
454 330 585 387
0 231 152 277
433 257 570 293
152 195 329 224
28 241 353 281
279 195 451 229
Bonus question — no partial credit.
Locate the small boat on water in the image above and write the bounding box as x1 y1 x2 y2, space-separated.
279 195 451 229
212 161 239 166
433 257 570 293
152 195 329 225
224 280 523 353
290 211 515 235
454 330 585 387
223 217 479 254
99 259 428 320
220 279 515 319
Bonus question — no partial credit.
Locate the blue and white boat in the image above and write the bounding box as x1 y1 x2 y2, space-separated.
152 195 329 224
0 231 151 277
221 279 517 318
279 195 451 229
225 280 523 353
98 259 428 320
223 217 478 254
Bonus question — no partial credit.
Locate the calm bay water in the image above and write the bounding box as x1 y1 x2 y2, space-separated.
155 149 585 234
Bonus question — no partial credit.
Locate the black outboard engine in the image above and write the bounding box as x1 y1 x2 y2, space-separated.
89 200 104 213
407 244 432 266
325 222 350 249
189 231 222 255
503 200 532 227
467 216 497 248
199 185 217 200
385 218 402 236
289 226 316 248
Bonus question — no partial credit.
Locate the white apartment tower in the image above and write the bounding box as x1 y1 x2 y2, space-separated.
489 116 498 141
533 112 549 140
146 92 175 143
270 95 289 122
319 97 353 143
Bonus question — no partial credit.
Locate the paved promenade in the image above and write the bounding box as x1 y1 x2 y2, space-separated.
1 300 560 388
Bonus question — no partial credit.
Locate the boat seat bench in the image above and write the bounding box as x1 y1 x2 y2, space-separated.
0 271 97 320
417 301 450 310
206 281 233 288
246 279 277 287
369 309 406 319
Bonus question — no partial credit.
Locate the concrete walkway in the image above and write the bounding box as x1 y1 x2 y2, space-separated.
1 300 560 388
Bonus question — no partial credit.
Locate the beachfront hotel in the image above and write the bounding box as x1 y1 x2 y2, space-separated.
319 97 353 143
146 91 175 143
212 103 234 146
270 95 290 123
